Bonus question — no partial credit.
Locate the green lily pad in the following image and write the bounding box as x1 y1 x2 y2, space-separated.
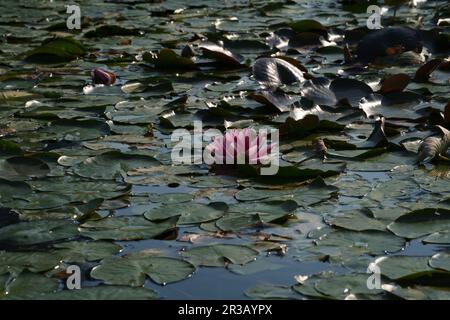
144 202 226 225
325 210 387 232
235 177 338 205
313 230 405 256
314 273 383 299
91 252 195 286
0 178 32 202
21 38 86 63
373 256 437 281
216 200 297 231
423 231 450 244
0 251 61 274
72 151 159 180
0 272 59 300
0 156 50 180
41 285 158 300
387 208 450 239
181 244 259 267
429 252 450 272
53 241 122 263
0 220 79 246
245 285 298 300
80 216 176 241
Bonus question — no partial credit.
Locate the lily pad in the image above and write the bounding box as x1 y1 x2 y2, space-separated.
144 202 226 225
91 252 195 286
80 216 176 241
0 220 79 246
181 244 259 267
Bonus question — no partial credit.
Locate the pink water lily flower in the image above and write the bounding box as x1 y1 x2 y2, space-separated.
206 128 276 165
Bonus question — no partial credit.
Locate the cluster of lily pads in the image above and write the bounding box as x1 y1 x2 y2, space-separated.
0 0 450 300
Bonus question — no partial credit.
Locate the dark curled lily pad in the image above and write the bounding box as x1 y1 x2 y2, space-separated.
357 27 422 64
198 42 244 67
144 202 226 225
0 220 79 246
379 74 411 94
91 252 195 286
20 37 86 63
328 78 373 107
181 244 259 267
418 126 450 163
0 251 61 274
252 57 305 88
414 58 443 82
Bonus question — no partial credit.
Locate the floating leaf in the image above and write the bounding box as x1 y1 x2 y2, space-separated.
387 208 450 239
0 220 79 246
429 252 450 272
418 126 450 163
72 151 158 180
252 57 305 88
181 244 259 267
373 256 437 280
379 74 410 94
198 42 244 66
314 273 383 299
53 241 122 263
91 252 195 286
0 251 61 274
1 272 59 300
143 48 197 70
414 58 443 82
80 216 176 241
84 25 140 38
245 285 298 299
144 202 226 225
21 38 86 63
383 283 450 300
42 285 158 300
